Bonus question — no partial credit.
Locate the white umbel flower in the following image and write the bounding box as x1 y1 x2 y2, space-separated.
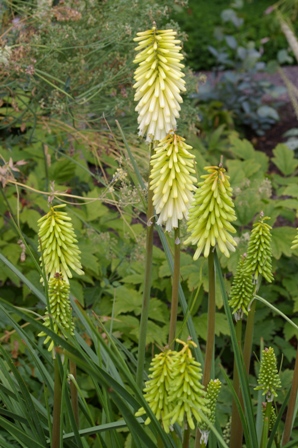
150 133 197 232
133 27 186 142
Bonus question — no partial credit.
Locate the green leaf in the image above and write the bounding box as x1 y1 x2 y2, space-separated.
48 158 76 182
114 286 141 316
20 208 41 232
193 313 229 340
229 137 255 159
281 183 298 198
284 319 298 341
271 227 296 259
272 144 298 176
84 190 109 221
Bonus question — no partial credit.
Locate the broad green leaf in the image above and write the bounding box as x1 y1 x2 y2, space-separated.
229 136 255 159
272 144 298 175
48 158 76 182
114 286 141 316
271 227 296 259
282 183 298 198
84 189 109 221
20 208 41 232
235 190 262 226
193 313 229 340
284 319 298 341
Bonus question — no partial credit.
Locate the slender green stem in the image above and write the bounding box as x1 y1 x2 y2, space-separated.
182 425 191 448
282 343 298 445
136 144 154 389
260 401 272 448
230 319 244 448
195 251 216 448
168 227 180 348
243 300 256 374
203 251 216 387
52 356 62 448
69 360 79 427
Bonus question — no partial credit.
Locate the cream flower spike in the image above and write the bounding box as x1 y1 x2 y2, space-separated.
133 26 186 142
150 132 197 232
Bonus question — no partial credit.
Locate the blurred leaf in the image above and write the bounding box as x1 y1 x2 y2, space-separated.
271 227 296 259
272 144 298 176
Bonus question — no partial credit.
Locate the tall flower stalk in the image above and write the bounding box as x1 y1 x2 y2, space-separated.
185 162 237 448
38 204 84 444
133 25 188 386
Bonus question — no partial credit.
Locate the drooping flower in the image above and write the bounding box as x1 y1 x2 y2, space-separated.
245 213 274 283
150 132 197 231
199 379 222 445
38 204 84 282
135 350 175 432
38 273 74 351
228 254 255 320
185 165 237 259
133 26 186 142
255 347 281 402
164 339 209 430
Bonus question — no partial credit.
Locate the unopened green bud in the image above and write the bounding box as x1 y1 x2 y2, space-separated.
135 350 175 432
255 347 281 402
229 254 254 320
38 273 74 351
245 213 273 283
150 132 197 232
38 204 84 282
164 339 209 430
185 164 237 259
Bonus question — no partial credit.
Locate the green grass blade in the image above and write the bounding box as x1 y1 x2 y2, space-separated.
0 416 45 448
0 253 46 304
61 418 144 440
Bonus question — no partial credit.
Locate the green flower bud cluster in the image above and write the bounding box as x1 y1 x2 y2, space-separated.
150 132 197 232
228 254 254 320
38 273 74 351
136 339 210 433
133 27 186 142
255 347 281 402
262 403 277 430
38 204 84 282
245 214 273 283
165 340 209 430
135 349 175 431
199 379 221 431
185 165 237 259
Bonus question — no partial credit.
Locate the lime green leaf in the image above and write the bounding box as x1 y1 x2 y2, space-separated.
271 227 296 259
272 144 298 175
229 137 255 159
84 190 109 221
148 298 168 324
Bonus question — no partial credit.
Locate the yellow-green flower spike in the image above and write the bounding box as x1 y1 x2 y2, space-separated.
38 204 84 282
228 254 255 320
150 132 197 231
38 273 74 351
245 213 274 283
164 339 209 430
199 379 222 444
255 347 281 402
185 165 237 259
133 26 186 142
135 350 175 433
291 229 298 250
